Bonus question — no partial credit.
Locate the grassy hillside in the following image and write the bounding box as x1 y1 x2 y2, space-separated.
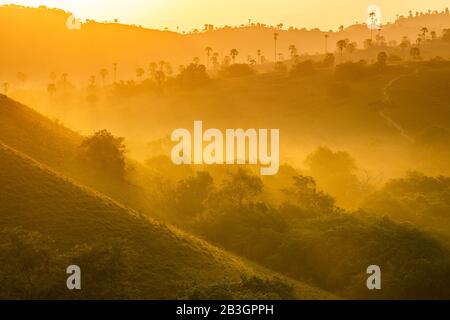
0 142 335 299
0 94 159 216
0 94 80 168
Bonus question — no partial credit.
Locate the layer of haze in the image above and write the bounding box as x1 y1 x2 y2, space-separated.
1 0 449 31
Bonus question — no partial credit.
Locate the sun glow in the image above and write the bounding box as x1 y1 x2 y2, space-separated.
0 0 448 31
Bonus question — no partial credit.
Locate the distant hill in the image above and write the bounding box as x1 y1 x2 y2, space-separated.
0 5 449 81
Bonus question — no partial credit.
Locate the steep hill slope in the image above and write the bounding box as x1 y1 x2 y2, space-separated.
0 94 157 215
0 142 335 299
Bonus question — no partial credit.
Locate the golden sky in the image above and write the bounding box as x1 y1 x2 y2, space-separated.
1 0 448 31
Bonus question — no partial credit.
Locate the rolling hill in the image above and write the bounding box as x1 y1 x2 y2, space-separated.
0 94 335 299
0 141 335 299
0 5 449 82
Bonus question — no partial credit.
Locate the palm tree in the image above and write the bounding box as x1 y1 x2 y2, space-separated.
421 27 428 41
430 31 437 40
99 68 109 86
205 46 213 67
336 39 348 63
324 34 329 53
212 52 220 69
113 63 118 83
273 33 279 61
416 36 422 47
230 49 239 64
369 11 377 41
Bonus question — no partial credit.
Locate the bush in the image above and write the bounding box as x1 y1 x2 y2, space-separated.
219 63 255 78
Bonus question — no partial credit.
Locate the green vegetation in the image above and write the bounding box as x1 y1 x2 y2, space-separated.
0 142 332 299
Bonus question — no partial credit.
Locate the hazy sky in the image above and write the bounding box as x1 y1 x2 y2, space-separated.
1 0 448 31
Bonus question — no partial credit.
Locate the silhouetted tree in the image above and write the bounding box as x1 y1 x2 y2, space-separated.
78 130 127 179
136 68 145 82
2 82 9 95
230 49 239 64
273 33 279 61
99 68 109 86
205 46 213 67
410 47 421 60
336 39 348 63
376 51 388 66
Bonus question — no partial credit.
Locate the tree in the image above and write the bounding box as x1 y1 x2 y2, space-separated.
174 171 214 218
211 52 220 70
205 46 213 67
113 63 118 83
324 34 329 53
0 228 63 299
78 129 127 179
399 36 411 56
421 27 428 41
376 51 388 66
177 62 209 88
323 53 335 67
336 39 348 63
219 169 263 208
99 68 109 86
430 31 437 40
230 49 239 64
443 29 450 42
368 11 377 41
288 44 298 60
346 42 357 57
2 82 9 95
273 33 279 61
135 67 145 82
285 175 335 213
363 38 373 49
410 47 421 60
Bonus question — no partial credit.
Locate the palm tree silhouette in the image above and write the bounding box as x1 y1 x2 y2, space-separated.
369 11 377 41
336 39 348 63
273 33 279 61
99 68 109 86
113 63 118 83
324 34 329 53
230 49 239 64
421 27 428 41
205 46 213 67
212 52 220 69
